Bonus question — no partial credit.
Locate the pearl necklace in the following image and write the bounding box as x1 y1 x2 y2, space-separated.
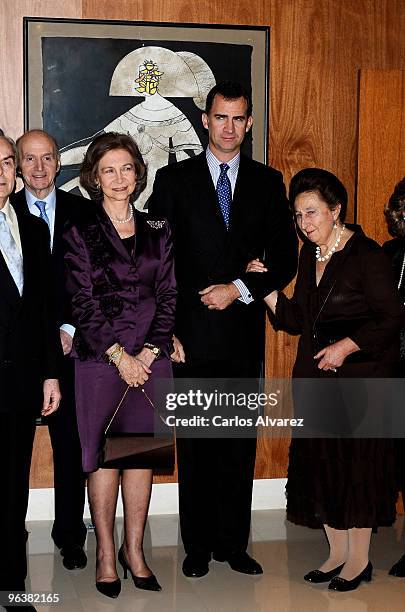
107 206 133 224
315 224 346 262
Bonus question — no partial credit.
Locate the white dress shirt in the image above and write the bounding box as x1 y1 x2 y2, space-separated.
25 187 56 248
0 198 22 263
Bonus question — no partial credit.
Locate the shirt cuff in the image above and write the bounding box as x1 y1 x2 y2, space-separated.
233 279 254 305
60 323 76 338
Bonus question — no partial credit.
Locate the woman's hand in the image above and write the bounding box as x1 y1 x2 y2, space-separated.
170 335 185 363
246 259 278 313
136 347 156 369
246 258 268 273
117 351 151 387
314 337 360 371
263 290 279 314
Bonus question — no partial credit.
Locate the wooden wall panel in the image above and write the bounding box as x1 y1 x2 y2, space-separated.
30 427 54 488
0 0 82 139
1 0 404 487
357 69 405 244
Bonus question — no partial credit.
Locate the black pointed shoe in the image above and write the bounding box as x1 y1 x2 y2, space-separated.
328 562 372 592
182 554 210 578
60 544 87 570
213 552 263 575
95 578 121 598
389 554 405 577
118 546 162 591
304 564 344 583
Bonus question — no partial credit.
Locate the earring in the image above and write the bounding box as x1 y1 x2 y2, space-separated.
333 221 338 229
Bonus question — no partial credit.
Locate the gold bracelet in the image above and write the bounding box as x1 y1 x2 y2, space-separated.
108 345 124 367
115 347 124 367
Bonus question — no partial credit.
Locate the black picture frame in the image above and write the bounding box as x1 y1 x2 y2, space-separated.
24 17 269 208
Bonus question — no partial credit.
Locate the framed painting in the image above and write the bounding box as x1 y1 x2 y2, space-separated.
24 17 270 208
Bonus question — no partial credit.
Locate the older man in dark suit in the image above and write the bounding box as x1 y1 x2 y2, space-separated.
12 130 87 570
148 81 298 578
0 131 61 608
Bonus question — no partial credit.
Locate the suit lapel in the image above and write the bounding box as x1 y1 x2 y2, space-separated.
0 250 21 306
134 211 145 259
96 203 134 263
192 154 229 243
15 204 37 301
229 154 251 232
53 189 67 254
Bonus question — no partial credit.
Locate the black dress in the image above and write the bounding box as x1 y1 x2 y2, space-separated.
383 237 405 495
271 226 404 530
383 238 405 371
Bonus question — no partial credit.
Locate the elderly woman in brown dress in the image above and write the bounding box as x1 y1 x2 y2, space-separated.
248 168 403 591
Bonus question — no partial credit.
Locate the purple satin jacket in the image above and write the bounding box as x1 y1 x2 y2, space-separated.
63 206 176 361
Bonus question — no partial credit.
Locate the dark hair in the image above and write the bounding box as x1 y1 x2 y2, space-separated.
384 177 405 238
205 81 252 116
289 167 348 222
80 132 147 202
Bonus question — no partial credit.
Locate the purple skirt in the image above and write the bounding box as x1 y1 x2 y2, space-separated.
75 358 172 472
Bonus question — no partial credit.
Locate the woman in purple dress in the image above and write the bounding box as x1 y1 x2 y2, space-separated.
64 132 176 598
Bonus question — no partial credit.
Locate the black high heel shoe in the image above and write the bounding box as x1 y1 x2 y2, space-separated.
304 563 345 583
328 561 373 592
95 578 121 598
118 546 162 591
389 554 405 577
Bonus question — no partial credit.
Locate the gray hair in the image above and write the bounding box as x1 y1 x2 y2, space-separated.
0 129 18 160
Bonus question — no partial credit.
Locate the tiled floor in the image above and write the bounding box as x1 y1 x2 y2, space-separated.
21 510 405 611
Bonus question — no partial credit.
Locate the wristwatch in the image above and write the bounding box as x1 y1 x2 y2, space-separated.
144 343 161 358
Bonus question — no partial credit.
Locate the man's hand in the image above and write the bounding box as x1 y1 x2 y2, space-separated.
170 335 185 363
199 283 240 310
60 329 73 355
42 379 61 416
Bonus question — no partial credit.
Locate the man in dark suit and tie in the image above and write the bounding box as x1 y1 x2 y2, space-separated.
149 82 298 577
12 129 87 570
0 131 61 608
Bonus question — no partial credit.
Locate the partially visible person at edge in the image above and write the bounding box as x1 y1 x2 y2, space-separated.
12 129 88 572
63 132 176 599
383 176 405 578
0 130 61 612
247 168 403 592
